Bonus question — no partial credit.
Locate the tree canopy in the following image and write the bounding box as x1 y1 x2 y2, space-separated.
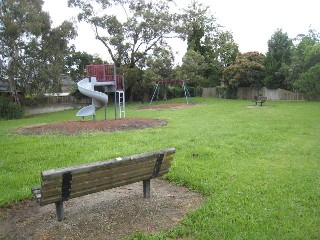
179 1 239 88
291 29 320 99
68 0 178 68
223 51 265 89
264 29 293 89
0 0 76 103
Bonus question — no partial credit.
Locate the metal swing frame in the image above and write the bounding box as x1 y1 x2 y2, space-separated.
149 80 191 106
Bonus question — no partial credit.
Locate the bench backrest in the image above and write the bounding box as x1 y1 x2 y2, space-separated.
37 148 175 206
253 96 267 101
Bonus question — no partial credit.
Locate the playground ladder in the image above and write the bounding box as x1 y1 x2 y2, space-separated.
118 90 126 118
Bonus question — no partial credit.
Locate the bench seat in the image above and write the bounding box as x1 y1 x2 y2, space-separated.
252 96 267 106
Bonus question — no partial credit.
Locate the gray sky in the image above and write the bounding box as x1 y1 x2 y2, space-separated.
43 0 320 64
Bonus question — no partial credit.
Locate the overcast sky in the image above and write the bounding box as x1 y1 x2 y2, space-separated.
43 0 320 64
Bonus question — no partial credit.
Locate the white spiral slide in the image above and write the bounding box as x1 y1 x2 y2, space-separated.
76 78 108 117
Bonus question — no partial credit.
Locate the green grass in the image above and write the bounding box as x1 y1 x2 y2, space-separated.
1 98 319 239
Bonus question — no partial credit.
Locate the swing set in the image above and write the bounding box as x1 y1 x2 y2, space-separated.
149 80 191 106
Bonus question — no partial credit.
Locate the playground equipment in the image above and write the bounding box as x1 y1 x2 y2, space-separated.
76 64 125 120
149 80 191 106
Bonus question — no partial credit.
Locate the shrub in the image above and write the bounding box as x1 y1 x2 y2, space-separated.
0 96 25 119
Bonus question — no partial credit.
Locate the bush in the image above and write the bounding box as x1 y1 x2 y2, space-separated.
0 96 25 119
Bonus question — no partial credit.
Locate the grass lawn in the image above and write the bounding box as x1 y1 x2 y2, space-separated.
0 98 319 239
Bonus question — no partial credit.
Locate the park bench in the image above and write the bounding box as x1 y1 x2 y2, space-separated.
252 96 267 106
31 148 175 221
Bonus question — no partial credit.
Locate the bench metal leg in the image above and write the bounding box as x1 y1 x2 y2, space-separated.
55 201 64 221
143 179 150 198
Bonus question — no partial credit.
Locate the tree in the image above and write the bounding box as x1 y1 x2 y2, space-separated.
264 29 293 89
204 30 239 86
223 52 265 98
179 1 217 55
68 0 177 68
294 42 320 100
144 45 175 100
179 49 207 96
0 0 76 104
179 1 238 87
287 28 320 99
65 50 103 81
295 63 320 100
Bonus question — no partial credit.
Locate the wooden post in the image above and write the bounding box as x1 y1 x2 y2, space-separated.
143 179 150 198
55 201 64 221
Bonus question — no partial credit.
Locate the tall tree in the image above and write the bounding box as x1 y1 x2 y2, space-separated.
179 1 217 54
294 32 320 99
203 30 239 86
286 28 320 99
264 29 293 89
0 0 76 104
0 0 49 103
144 45 175 100
68 0 177 68
179 49 207 95
179 1 238 87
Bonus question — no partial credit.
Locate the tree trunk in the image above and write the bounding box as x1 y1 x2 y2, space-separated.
9 78 20 105
143 91 149 103
8 47 20 105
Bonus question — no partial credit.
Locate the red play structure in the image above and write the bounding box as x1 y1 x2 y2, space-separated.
85 64 124 90
77 64 125 119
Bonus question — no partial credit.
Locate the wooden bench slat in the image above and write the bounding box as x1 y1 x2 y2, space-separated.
69 169 169 200
39 161 172 201
39 156 172 194
40 159 156 190
72 158 156 182
39 156 173 196
72 158 172 184
40 155 173 191
41 149 175 181
38 169 169 206
71 162 171 192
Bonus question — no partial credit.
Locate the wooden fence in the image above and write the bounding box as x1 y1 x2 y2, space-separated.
202 87 307 101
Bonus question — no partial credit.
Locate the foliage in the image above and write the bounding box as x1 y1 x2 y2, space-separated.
223 52 265 97
179 1 217 55
179 2 239 87
295 63 320 100
179 49 207 96
0 95 24 119
1 99 319 239
144 46 175 100
264 29 293 89
0 0 76 104
119 66 144 101
211 30 239 68
288 28 320 99
65 50 103 81
68 0 177 68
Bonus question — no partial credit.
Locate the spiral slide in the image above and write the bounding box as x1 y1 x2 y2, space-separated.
76 78 109 117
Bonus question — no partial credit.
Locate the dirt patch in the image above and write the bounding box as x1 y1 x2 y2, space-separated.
0 179 204 240
137 103 191 110
15 118 167 135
